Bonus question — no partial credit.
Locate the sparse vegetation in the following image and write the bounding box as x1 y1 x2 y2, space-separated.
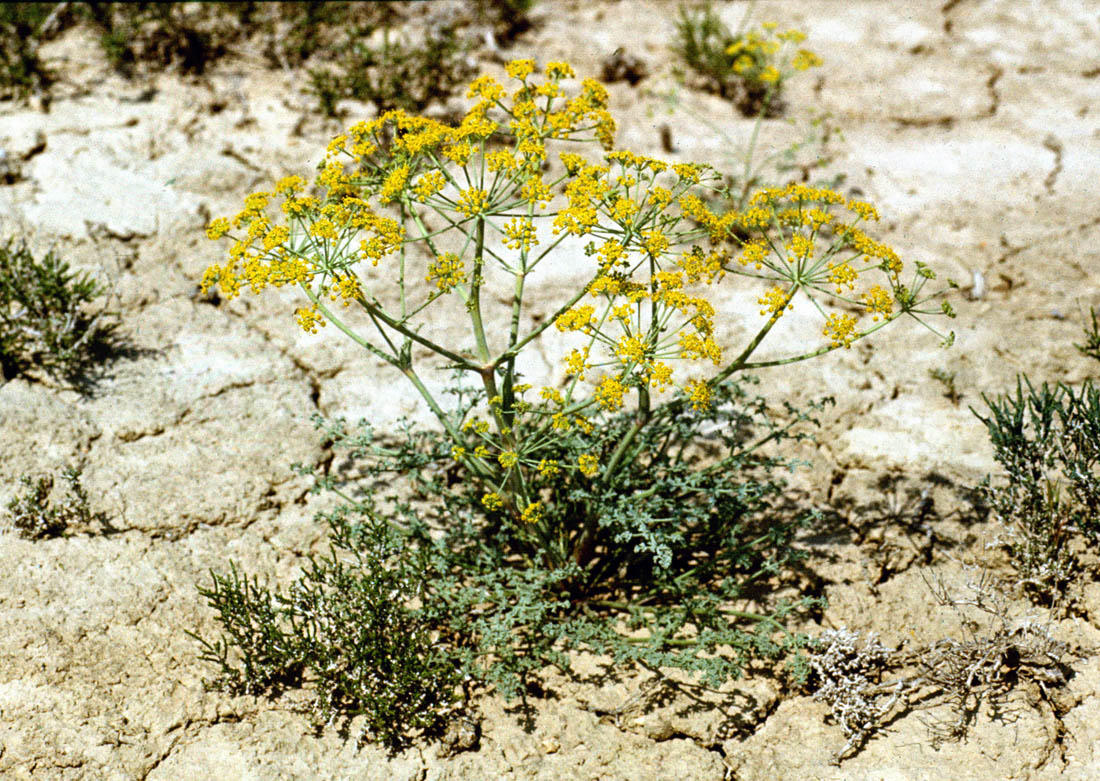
1074 305 1100 364
0 238 118 384
929 367 961 405
190 506 464 751
194 380 830 744
808 569 1070 763
81 2 247 76
973 375 1100 606
307 23 472 118
0 3 58 100
4 466 104 539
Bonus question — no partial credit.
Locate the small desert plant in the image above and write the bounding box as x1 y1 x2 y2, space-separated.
916 569 1070 747
664 10 840 218
4 466 103 539
973 376 1100 604
809 628 901 761
0 2 57 100
1074 305 1100 364
308 22 472 118
81 2 250 76
0 237 118 383
190 507 464 750
196 58 954 741
928 366 960 405
673 5 821 117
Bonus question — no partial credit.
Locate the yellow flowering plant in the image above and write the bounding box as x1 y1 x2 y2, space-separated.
200 59 956 699
675 6 821 117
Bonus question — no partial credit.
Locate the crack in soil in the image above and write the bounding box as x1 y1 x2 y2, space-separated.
1042 135 1064 195
891 66 1001 129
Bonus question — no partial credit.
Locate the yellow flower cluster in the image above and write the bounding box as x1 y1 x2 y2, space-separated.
555 305 596 333
826 261 858 293
685 379 711 412
862 285 894 321
296 306 326 334
427 253 466 292
202 54 935 507
456 187 490 217
823 313 858 348
595 376 627 411
725 24 823 83
758 285 794 318
502 218 538 251
520 502 543 524
577 454 599 477
481 492 504 511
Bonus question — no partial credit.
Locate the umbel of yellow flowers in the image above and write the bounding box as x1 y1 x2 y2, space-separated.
201 57 953 514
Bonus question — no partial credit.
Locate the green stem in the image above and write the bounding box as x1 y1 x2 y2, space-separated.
468 217 493 364
711 288 796 385
738 84 777 208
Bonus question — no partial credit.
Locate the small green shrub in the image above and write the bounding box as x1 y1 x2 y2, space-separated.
0 238 118 384
0 3 56 100
194 380 828 744
974 376 1100 603
189 507 464 751
81 2 251 76
1075 306 1100 364
5 466 103 539
308 24 472 118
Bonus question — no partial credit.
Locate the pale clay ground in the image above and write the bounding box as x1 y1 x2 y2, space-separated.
1 1 1099 779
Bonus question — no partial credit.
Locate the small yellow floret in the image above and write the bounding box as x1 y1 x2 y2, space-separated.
206 218 230 240
578 454 599 477
823 312 858 348
506 58 536 80
481 492 504 511
521 502 544 524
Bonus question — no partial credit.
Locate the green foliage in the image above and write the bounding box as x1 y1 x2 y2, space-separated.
928 367 960 405
1075 306 1100 365
81 2 250 76
0 238 118 384
259 2 394 68
308 23 472 118
4 466 104 539
0 3 56 100
291 379 827 701
673 5 771 117
189 508 464 751
974 376 1100 603
194 379 828 746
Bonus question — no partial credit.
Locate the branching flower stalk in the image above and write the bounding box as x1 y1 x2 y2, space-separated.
202 59 954 577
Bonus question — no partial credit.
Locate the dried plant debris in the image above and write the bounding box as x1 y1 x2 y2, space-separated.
808 569 1074 764
916 569 1071 748
810 629 906 762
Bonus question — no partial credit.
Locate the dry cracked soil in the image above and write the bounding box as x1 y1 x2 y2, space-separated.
1 1 1099 779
